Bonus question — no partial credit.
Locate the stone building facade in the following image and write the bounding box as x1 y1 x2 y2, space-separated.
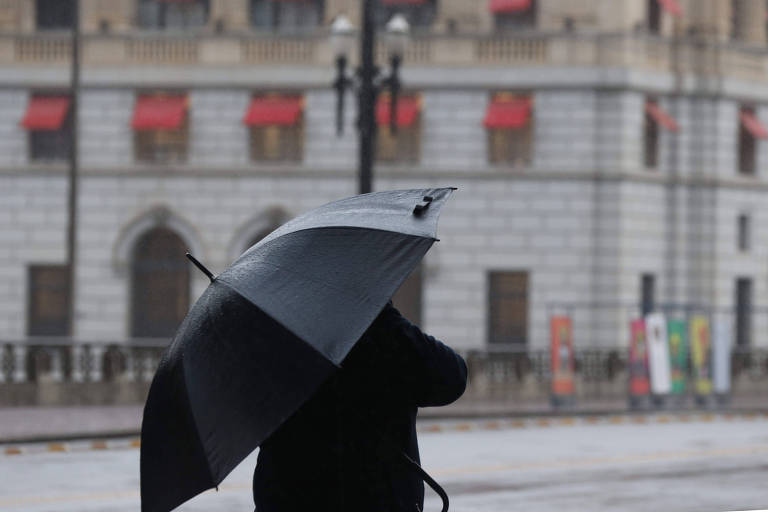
2 0 768 354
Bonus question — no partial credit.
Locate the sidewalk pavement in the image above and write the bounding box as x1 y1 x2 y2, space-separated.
2 396 766 444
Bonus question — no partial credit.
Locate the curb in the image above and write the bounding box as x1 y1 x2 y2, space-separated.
3 411 767 457
414 411 768 434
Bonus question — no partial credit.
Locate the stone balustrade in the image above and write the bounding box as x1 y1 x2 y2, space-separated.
0 31 766 84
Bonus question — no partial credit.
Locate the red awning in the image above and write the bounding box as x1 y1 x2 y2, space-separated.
376 96 420 127
657 0 682 17
484 98 531 129
489 0 531 14
21 96 71 130
243 97 303 126
645 101 679 132
132 95 188 130
740 110 768 139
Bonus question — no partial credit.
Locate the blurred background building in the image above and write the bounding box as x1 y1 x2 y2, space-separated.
2 0 768 397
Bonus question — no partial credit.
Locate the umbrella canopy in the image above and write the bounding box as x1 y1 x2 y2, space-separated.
140 187 455 512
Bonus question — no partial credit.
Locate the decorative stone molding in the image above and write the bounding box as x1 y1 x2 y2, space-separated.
227 206 290 263
111 205 207 277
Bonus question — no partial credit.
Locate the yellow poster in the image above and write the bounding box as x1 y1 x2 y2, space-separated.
689 315 712 396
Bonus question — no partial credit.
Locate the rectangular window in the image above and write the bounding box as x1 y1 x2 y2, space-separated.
641 273 655 316
488 271 528 346
485 92 533 167
392 265 423 326
244 93 304 162
738 213 750 251
647 0 661 34
644 102 659 168
22 94 72 162
738 106 764 175
27 265 70 336
731 0 744 40
491 0 537 31
36 0 74 30
132 92 189 164
643 98 679 170
138 0 209 29
250 0 323 30
376 94 421 164
735 277 752 346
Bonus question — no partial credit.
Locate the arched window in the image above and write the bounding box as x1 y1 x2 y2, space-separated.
131 227 189 338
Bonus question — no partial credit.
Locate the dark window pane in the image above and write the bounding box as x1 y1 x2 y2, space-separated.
36 0 74 29
251 0 323 30
644 109 659 168
641 274 655 316
131 228 190 338
738 107 756 175
488 271 528 345
738 214 750 251
647 0 661 34
494 0 537 31
137 0 209 29
28 265 70 336
735 277 752 346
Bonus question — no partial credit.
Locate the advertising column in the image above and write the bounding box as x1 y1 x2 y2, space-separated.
690 315 713 405
712 316 732 404
550 316 575 407
645 313 671 402
667 320 688 403
628 319 650 407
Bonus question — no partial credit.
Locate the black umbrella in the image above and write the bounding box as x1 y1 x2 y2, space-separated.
140 187 455 512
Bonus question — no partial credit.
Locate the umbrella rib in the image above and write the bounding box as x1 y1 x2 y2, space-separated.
213 279 343 370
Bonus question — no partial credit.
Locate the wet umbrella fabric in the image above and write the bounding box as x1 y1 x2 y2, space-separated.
140 188 455 512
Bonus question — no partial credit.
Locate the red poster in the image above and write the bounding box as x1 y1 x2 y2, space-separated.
550 316 575 396
629 319 650 396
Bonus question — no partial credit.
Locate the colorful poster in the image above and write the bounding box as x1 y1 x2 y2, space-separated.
667 320 687 394
550 316 574 397
713 317 732 395
629 319 650 396
690 315 713 396
645 313 671 395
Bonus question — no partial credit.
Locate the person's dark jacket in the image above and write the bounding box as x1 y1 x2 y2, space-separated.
252 303 467 512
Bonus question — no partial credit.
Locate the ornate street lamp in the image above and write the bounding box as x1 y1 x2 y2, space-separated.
331 3 410 194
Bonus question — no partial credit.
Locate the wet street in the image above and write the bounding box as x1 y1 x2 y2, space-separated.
1 414 767 512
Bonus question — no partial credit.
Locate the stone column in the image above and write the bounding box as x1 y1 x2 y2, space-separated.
70 345 85 382
0 346 6 383
88 345 105 382
49 348 64 382
12 344 27 383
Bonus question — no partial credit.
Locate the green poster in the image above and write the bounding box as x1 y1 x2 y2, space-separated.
667 320 687 394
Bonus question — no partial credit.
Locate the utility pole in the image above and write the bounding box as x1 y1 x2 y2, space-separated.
357 0 376 195
67 0 80 336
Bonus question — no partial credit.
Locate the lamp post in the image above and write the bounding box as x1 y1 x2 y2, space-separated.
331 3 410 195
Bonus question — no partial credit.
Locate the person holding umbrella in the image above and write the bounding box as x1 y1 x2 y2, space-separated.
252 300 467 512
140 188 463 512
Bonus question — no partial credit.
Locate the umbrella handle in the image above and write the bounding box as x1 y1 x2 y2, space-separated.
398 449 449 512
